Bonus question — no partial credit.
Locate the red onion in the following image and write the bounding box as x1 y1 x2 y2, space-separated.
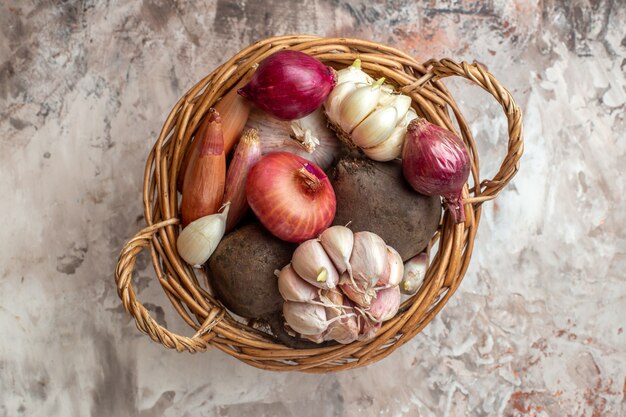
246 152 336 242
402 118 470 223
238 50 337 121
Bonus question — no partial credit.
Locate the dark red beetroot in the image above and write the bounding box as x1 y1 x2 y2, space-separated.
238 50 336 121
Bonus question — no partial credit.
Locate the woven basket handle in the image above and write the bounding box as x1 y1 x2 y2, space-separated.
115 219 219 353
424 59 523 203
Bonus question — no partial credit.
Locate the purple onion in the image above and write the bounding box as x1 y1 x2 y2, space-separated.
238 50 336 121
402 118 471 224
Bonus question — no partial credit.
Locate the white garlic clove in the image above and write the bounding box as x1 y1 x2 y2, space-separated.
176 205 230 267
403 107 419 125
319 225 354 277
390 94 412 125
292 239 339 289
283 302 328 335
338 82 383 133
277 264 319 302
362 107 418 161
335 59 374 86
377 246 404 287
350 231 389 288
324 82 359 122
351 105 398 149
366 286 401 322
361 125 405 161
401 253 428 295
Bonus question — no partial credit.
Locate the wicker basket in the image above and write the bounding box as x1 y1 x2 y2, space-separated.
115 35 523 372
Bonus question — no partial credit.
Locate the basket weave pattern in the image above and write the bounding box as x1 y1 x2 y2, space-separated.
115 35 523 372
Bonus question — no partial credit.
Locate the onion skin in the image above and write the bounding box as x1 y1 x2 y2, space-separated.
246 152 336 242
180 109 226 227
238 50 337 121
402 118 470 223
222 128 262 232
177 75 252 192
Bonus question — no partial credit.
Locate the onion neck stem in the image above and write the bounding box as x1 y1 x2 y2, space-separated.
444 195 466 224
298 167 321 191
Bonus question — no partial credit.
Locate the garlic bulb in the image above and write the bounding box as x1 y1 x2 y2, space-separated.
245 107 342 170
324 60 418 161
276 228 406 344
176 204 229 267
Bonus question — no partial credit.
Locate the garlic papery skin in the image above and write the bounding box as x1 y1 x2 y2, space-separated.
350 231 389 288
319 225 353 277
401 253 428 295
340 273 376 307
357 315 381 342
177 204 230 267
277 264 319 302
324 60 416 161
245 107 342 170
283 302 328 335
291 239 339 289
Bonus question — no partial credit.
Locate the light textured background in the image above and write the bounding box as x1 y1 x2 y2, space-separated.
1 1 625 416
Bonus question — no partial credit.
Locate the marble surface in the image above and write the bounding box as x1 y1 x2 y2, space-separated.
1 1 625 416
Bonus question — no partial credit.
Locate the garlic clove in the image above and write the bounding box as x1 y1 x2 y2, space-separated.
324 81 359 122
291 239 339 289
401 253 428 295
324 302 359 344
318 225 354 277
176 204 230 267
390 94 412 125
361 125 405 161
283 301 328 335
335 59 374 86
362 107 418 162
302 332 326 344
338 81 384 133
378 246 404 287
350 231 389 288
366 286 401 322
351 106 398 149
277 264 319 302
357 314 382 341
339 272 376 307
